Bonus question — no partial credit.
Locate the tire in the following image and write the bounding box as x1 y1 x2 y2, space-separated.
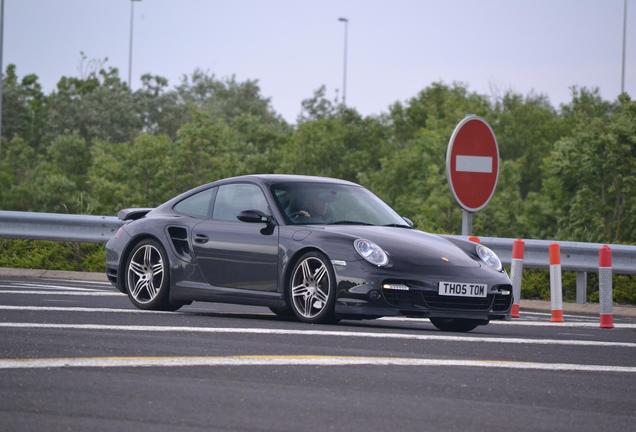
287 251 337 324
430 318 482 332
125 239 182 311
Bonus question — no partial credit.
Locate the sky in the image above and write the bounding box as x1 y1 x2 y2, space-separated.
6 0 635 122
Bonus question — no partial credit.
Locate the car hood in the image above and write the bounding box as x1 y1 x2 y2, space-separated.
308 225 481 269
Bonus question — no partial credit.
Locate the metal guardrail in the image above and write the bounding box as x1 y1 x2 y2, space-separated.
0 211 123 243
1 210 635 275
448 235 636 275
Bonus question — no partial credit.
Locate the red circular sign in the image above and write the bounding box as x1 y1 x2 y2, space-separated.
446 116 499 212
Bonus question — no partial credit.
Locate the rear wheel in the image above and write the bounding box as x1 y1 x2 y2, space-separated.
430 318 482 332
125 239 182 311
287 251 337 324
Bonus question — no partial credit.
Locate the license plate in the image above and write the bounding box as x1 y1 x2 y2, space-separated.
438 281 487 298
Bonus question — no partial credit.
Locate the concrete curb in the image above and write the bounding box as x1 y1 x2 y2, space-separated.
0 267 108 282
520 299 636 318
1 267 635 318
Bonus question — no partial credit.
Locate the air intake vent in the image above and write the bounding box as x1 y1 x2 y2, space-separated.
167 226 191 260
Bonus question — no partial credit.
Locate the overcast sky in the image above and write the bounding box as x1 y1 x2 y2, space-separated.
6 0 634 122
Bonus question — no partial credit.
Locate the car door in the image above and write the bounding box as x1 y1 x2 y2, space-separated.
191 182 279 291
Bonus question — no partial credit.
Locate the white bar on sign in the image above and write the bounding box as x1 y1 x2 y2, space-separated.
456 155 492 173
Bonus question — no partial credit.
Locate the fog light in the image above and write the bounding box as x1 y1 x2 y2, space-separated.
499 289 511 295
383 283 410 291
368 290 381 300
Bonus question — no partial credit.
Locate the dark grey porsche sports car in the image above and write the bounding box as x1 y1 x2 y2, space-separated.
105 174 512 332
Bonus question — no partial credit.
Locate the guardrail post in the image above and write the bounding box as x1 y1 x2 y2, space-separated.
576 272 587 304
510 239 524 318
599 245 614 329
549 243 564 322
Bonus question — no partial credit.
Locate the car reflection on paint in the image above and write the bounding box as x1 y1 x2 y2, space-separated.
105 175 512 332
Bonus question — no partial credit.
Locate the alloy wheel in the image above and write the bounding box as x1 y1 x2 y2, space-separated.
127 244 164 304
290 256 331 319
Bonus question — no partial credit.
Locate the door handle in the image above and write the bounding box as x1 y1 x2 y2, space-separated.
194 233 209 244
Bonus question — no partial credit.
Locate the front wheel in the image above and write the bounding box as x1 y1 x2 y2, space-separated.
287 251 337 324
125 239 182 311
429 318 482 332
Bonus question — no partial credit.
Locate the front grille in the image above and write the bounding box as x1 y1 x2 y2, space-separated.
420 292 493 310
383 290 421 309
493 294 512 312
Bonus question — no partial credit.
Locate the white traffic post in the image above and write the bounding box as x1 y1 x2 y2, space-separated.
549 243 564 322
510 239 524 318
598 245 614 329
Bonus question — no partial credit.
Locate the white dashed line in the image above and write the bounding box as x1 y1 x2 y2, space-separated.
0 305 166 314
0 284 103 292
0 290 123 296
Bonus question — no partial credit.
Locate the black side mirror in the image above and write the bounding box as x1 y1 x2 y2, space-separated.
402 216 415 228
238 209 273 224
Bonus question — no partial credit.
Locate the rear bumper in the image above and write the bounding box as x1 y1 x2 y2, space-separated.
105 235 127 293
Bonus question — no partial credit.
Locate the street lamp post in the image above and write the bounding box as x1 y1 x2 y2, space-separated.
0 0 5 156
128 0 142 88
338 17 348 105
621 0 628 94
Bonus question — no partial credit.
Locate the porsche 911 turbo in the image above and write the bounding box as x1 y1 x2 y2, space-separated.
105 174 512 332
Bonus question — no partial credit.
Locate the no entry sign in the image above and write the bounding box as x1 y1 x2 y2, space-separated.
446 116 500 213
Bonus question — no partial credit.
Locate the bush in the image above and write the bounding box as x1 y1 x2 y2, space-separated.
519 268 636 305
0 239 105 272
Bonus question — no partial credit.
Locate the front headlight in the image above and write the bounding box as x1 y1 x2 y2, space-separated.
354 239 388 266
476 244 503 272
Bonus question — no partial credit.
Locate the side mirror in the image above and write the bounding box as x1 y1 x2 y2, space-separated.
402 216 415 228
238 209 273 224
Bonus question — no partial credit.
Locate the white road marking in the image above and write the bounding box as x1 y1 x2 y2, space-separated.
0 290 123 296
11 282 114 291
1 322 634 348
0 305 167 314
517 311 598 320
0 355 633 373
378 316 636 329
0 284 101 292
0 305 632 329
456 155 492 173
42 279 113 286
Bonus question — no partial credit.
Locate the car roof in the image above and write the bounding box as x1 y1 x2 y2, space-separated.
215 174 360 187
156 174 361 212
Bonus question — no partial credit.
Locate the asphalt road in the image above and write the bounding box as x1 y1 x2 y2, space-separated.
1 277 635 432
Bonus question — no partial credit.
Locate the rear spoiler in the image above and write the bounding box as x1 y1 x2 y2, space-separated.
117 208 154 221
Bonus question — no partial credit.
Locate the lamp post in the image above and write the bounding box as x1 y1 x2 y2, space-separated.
621 0 628 94
338 17 348 105
128 0 142 88
0 0 4 156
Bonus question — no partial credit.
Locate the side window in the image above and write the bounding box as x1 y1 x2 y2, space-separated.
212 183 270 222
173 188 216 218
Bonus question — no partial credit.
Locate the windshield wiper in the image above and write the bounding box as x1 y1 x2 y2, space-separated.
381 223 413 229
328 220 375 226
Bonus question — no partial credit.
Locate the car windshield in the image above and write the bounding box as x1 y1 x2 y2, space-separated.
271 182 409 227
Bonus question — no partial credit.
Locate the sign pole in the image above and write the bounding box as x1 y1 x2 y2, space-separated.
461 211 472 236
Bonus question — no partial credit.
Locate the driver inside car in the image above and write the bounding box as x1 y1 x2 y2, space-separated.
288 193 334 223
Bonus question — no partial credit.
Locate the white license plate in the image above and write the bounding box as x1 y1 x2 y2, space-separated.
438 281 488 298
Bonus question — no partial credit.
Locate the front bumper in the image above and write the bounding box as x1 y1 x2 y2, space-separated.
333 259 512 321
